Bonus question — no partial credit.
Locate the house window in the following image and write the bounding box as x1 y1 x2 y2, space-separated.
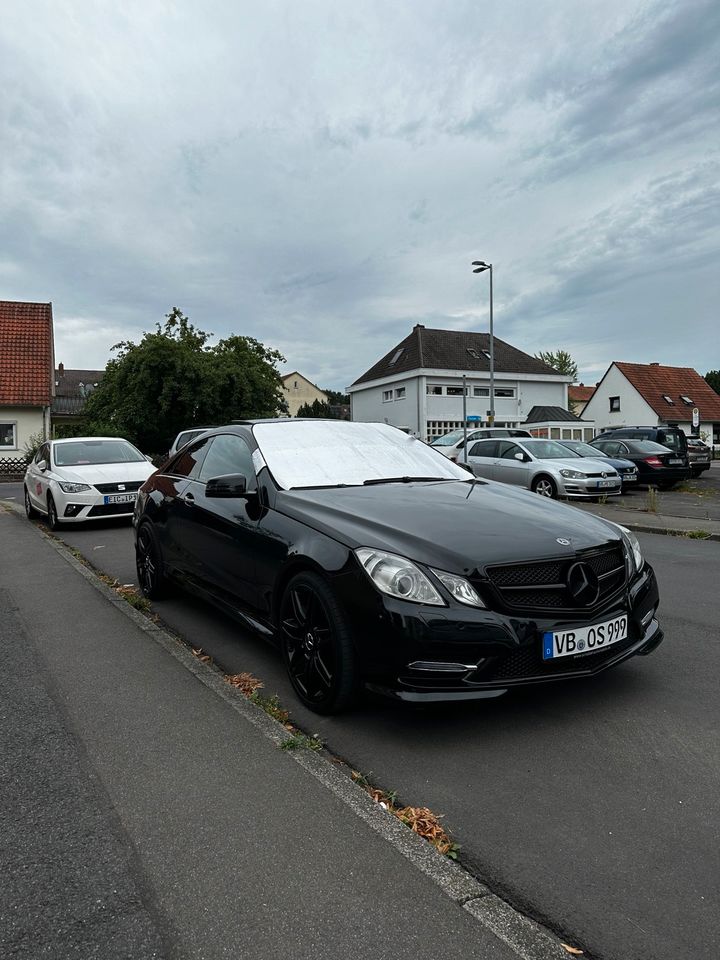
680 395 693 405
426 385 443 395
466 348 479 359
395 387 406 399
473 387 489 397
389 348 404 365
446 386 466 396
662 395 674 404
494 388 515 398
382 390 393 402
0 422 17 448
294 381 298 389
609 397 621 412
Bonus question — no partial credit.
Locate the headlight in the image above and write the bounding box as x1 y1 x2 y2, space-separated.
355 548 444 605
560 469 587 480
431 569 485 608
58 481 91 493
609 523 643 574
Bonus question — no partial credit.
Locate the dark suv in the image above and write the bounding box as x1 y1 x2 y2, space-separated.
593 425 689 459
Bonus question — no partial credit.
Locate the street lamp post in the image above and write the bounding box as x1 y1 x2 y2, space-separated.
472 260 494 426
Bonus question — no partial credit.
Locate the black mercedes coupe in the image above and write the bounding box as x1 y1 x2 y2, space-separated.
133 420 664 713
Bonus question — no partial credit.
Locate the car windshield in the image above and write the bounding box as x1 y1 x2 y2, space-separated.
521 439 581 460
253 421 470 489
563 441 607 457
430 430 466 446
54 439 146 466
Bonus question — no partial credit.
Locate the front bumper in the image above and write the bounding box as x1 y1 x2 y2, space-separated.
55 490 138 522
559 476 622 499
338 563 662 702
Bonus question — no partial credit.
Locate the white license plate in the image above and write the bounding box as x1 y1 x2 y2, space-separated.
596 479 617 488
669 458 683 465
104 493 137 504
542 614 628 660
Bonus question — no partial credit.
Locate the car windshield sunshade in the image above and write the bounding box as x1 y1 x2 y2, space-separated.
253 421 470 489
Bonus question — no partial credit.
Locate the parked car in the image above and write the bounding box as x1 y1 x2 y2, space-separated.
431 426 532 461
589 438 691 488
168 427 213 460
24 437 156 529
464 437 621 499
555 440 639 489
686 437 712 478
134 420 662 713
593 425 689 459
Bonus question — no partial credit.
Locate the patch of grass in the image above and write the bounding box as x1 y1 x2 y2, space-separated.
250 692 290 725
115 585 152 613
280 732 324 752
644 486 659 513
685 529 711 539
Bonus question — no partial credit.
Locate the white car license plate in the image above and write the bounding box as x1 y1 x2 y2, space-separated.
542 614 628 660
596 479 617 488
104 493 137 505
669 458 683 465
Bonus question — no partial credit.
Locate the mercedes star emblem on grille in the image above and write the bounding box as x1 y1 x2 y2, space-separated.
556 537 571 545
566 561 600 605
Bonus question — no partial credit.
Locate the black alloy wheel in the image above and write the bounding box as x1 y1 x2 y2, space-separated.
24 486 38 520
532 475 557 499
46 493 61 530
280 572 359 715
136 523 167 600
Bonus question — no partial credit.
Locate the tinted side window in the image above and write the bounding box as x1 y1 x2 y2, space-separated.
497 441 521 459
171 438 211 479
199 434 254 482
468 440 498 458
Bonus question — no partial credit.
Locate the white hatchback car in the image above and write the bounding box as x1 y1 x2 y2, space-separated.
464 437 621 499
24 437 156 529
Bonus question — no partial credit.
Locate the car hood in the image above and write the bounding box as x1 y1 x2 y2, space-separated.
535 457 618 475
583 456 636 470
51 461 156 485
275 480 623 575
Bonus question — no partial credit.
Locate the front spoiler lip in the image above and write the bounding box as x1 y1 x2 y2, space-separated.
370 617 664 703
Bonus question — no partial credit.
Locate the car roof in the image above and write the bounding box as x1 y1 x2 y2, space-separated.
51 436 132 443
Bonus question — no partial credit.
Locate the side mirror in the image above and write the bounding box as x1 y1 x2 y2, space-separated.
205 473 254 499
37 459 47 472
514 452 525 462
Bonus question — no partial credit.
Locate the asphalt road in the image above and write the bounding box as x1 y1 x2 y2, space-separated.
2 483 719 960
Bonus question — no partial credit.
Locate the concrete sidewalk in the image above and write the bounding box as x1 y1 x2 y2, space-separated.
0 507 571 960
572 499 720 540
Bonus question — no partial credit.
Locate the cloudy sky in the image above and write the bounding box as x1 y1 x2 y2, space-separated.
1 0 718 389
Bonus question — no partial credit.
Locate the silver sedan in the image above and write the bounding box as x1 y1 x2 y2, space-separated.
463 437 621 499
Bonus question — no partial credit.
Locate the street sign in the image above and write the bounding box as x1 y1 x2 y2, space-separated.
467 415 481 422
692 407 700 428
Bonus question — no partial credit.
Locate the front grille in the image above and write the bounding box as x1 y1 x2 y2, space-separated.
484 544 626 613
93 481 143 494
87 502 135 517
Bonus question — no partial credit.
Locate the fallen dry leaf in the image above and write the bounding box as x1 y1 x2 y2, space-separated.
225 672 263 696
561 945 584 956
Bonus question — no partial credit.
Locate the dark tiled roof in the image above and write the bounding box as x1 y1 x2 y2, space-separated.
0 301 54 405
351 325 564 385
52 368 105 416
615 362 720 421
525 405 585 423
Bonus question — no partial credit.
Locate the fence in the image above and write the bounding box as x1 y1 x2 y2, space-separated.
0 456 29 482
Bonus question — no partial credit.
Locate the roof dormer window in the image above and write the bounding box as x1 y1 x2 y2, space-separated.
466 348 479 359
389 348 404 365
680 395 693 405
662 395 674 404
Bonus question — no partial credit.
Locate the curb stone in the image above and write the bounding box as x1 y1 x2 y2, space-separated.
5 501 583 960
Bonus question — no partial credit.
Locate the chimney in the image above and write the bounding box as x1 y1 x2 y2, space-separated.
413 323 425 330
58 362 64 376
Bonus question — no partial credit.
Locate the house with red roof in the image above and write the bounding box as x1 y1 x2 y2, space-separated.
568 382 596 416
0 301 55 465
583 362 720 448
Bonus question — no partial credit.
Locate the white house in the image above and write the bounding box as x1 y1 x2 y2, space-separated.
0 301 54 473
583 362 720 447
347 324 571 440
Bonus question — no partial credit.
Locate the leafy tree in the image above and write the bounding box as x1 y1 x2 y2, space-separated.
82 308 287 453
297 399 334 418
704 370 720 395
535 349 578 382
323 388 350 405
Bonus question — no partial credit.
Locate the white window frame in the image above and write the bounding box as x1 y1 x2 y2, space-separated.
494 387 516 398
0 421 18 450
382 390 393 402
609 396 621 412
395 387 406 400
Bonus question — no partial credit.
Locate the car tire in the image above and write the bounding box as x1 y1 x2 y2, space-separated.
280 571 360 715
135 522 168 600
532 475 557 499
46 493 62 530
24 486 39 520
